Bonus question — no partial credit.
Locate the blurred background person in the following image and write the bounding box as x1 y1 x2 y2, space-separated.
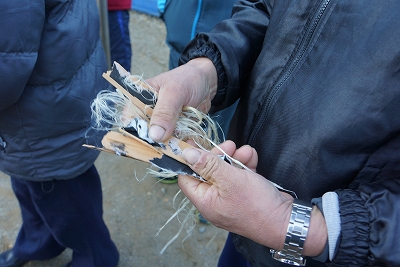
0 1 119 267
108 0 133 72
158 0 235 70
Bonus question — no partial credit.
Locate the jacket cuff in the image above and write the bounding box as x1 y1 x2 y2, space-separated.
179 34 227 105
333 189 369 266
311 192 341 263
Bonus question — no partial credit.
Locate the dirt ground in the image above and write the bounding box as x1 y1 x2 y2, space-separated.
0 11 228 267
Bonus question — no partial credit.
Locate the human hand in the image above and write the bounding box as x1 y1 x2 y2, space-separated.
146 58 218 142
178 140 294 250
178 140 328 255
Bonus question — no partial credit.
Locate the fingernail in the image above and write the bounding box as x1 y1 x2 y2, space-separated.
183 148 201 165
149 125 166 141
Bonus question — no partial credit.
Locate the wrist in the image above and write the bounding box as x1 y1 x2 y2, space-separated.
186 58 218 101
303 206 327 256
271 199 313 266
271 199 328 266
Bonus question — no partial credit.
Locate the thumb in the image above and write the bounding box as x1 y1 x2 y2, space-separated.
147 58 218 142
182 147 229 184
146 69 190 142
148 87 183 142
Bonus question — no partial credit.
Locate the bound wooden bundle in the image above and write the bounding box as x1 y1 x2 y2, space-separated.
84 62 221 182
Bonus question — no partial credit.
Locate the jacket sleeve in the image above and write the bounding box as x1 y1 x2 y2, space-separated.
179 0 274 108
312 179 400 266
322 179 400 266
0 1 43 111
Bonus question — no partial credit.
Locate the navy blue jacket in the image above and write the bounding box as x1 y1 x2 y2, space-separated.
181 0 400 266
0 1 107 181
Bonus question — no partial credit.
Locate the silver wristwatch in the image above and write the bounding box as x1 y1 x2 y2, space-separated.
270 198 313 266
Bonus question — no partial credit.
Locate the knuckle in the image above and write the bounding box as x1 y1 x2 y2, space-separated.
194 153 222 181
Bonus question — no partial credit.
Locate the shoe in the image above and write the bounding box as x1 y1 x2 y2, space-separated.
0 250 29 267
157 175 178 184
156 170 178 184
60 262 72 267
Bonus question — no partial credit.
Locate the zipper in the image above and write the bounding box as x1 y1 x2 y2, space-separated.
248 0 332 145
191 0 203 39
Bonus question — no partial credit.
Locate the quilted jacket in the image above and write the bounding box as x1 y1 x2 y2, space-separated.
0 0 107 181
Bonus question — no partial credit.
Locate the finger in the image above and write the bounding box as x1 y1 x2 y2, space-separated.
232 145 258 171
146 73 188 141
149 90 184 141
210 140 236 156
185 139 197 147
147 59 217 142
182 147 234 185
211 141 258 171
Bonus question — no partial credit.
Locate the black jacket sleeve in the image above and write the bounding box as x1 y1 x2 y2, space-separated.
334 180 400 266
179 0 274 109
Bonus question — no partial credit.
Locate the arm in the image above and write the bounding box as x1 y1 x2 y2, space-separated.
148 0 274 141
179 0 274 108
0 2 44 110
180 141 400 265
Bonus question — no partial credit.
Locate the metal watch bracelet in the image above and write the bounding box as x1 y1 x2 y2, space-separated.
270 198 313 266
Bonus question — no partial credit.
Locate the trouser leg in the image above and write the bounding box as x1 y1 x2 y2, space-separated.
11 165 119 267
108 10 132 72
10 178 65 261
